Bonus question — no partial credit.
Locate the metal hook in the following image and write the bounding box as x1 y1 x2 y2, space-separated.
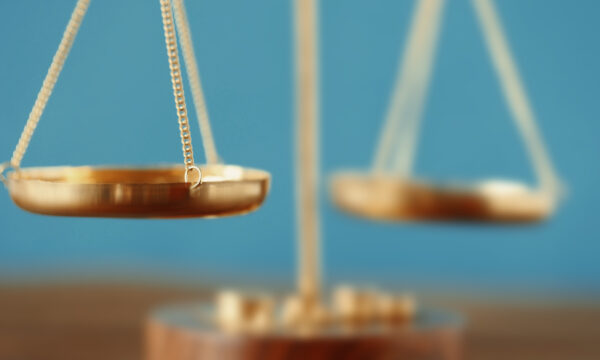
184 165 202 189
0 162 13 186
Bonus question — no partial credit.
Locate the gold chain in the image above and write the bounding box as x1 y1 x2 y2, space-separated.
4 0 201 186
159 0 196 170
9 0 90 169
172 0 219 165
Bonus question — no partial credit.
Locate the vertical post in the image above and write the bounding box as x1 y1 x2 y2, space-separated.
294 0 321 308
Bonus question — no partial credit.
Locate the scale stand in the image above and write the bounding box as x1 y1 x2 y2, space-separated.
147 0 463 359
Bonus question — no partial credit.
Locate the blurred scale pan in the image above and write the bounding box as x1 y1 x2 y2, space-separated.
329 0 562 224
331 173 555 223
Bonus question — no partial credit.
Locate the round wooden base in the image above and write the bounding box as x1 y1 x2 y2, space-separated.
146 303 464 360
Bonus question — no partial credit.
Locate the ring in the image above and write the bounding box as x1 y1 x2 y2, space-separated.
0 162 12 185
184 165 202 189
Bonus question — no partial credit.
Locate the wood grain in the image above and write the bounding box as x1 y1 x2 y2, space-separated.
0 284 598 360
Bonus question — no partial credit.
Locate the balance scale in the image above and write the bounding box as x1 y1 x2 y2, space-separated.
1 0 563 359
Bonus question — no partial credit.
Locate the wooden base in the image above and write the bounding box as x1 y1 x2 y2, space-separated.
146 303 463 360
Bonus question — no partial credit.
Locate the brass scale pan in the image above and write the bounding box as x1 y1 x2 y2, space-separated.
2 1 271 220
331 173 555 223
5 165 270 218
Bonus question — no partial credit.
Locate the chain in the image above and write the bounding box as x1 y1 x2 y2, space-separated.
159 0 199 182
4 0 201 186
7 0 90 169
371 0 561 199
172 0 219 165
472 0 562 196
372 0 445 174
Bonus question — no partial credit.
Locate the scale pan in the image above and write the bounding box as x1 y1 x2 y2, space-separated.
330 173 554 223
5 164 270 218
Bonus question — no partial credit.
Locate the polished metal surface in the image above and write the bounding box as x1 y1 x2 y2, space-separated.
330 173 554 223
6 164 270 218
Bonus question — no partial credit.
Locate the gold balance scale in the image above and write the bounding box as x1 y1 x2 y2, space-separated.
1 0 563 359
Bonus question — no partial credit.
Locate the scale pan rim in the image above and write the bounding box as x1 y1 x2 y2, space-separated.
5 164 270 219
329 172 555 223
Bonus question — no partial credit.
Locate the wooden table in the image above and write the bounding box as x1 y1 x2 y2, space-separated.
0 284 598 360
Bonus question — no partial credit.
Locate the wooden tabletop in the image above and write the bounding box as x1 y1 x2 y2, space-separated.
0 284 598 360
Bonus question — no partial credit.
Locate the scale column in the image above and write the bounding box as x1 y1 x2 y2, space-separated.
294 0 322 317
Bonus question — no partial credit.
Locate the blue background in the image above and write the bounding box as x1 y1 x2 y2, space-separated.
0 0 598 296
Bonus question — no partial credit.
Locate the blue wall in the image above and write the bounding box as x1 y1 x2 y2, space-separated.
1 0 598 295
